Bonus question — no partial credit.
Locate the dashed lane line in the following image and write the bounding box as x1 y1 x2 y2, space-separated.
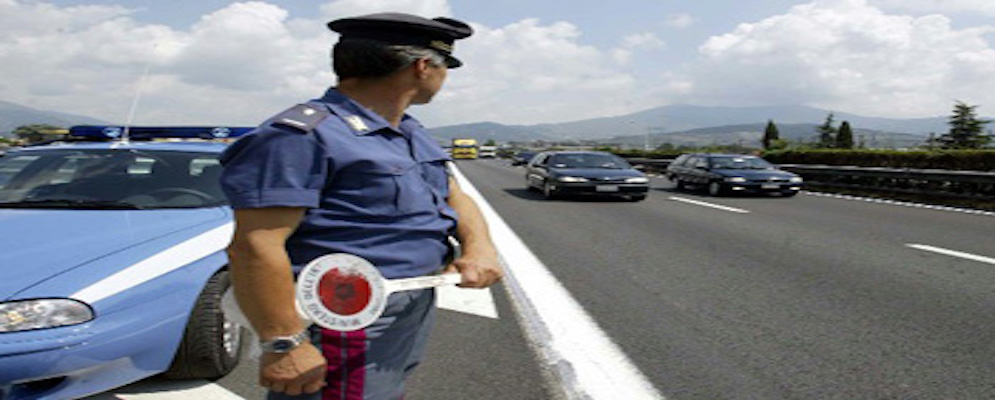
669 196 751 214
906 244 995 266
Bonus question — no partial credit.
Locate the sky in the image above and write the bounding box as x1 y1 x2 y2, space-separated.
1 0 994 129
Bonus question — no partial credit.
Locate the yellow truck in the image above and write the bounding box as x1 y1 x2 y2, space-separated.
451 138 479 159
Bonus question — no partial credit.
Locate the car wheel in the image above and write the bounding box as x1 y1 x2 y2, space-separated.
526 176 537 192
543 181 558 200
674 178 686 191
708 181 725 197
163 270 244 380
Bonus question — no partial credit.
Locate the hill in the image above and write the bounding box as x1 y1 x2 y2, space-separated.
428 104 953 147
603 123 929 149
0 100 110 137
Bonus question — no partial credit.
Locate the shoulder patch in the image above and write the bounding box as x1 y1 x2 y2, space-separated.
270 104 330 134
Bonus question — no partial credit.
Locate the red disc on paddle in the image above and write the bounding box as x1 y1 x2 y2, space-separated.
317 268 372 316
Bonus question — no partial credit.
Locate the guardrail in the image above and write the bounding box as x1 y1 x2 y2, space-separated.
623 157 995 207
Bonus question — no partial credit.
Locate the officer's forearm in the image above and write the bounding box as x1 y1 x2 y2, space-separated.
227 207 308 340
228 241 303 339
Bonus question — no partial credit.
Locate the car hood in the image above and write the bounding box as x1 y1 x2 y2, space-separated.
0 209 227 300
553 168 644 179
713 169 797 179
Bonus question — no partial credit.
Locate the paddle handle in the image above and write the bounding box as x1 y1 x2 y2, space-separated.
387 273 462 293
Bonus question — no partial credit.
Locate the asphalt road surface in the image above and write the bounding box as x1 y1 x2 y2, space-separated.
92 157 994 400
457 158 995 400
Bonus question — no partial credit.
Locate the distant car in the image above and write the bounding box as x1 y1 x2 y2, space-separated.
666 153 802 197
525 151 649 201
511 150 537 166
0 126 247 399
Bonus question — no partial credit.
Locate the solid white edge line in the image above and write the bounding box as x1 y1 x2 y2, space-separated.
451 164 664 400
669 196 750 214
95 379 244 400
906 244 995 266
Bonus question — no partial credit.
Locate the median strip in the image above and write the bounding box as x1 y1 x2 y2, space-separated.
669 196 750 214
906 244 995 266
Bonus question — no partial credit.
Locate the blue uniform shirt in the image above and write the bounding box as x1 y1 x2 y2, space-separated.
220 88 458 279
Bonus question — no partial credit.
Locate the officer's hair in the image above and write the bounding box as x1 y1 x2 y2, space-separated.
333 39 447 79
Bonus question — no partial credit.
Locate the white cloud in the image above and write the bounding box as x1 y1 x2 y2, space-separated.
319 0 452 20
664 13 696 29
871 0 995 16
674 0 995 118
420 18 639 125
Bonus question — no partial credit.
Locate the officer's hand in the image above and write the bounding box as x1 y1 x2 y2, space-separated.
447 254 503 288
259 342 326 395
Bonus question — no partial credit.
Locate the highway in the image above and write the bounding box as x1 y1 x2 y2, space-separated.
93 158 994 399
456 158 995 400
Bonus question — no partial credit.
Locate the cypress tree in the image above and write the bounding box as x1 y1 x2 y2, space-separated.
836 121 854 149
763 120 780 149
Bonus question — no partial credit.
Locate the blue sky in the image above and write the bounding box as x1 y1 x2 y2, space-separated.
3 0 994 128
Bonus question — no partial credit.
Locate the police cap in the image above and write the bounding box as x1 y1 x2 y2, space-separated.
327 12 473 68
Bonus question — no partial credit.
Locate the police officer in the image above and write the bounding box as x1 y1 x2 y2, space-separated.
220 12 502 400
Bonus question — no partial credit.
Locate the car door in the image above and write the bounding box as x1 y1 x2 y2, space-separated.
526 153 550 189
688 156 711 185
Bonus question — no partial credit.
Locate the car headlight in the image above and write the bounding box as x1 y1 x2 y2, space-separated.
0 299 94 332
789 176 804 183
625 177 649 183
724 177 747 183
557 176 588 183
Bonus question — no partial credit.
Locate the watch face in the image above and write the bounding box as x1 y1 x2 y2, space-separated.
271 339 294 352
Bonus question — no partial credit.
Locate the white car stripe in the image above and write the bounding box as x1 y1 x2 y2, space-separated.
72 223 234 304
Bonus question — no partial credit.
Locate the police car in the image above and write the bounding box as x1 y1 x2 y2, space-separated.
0 126 251 399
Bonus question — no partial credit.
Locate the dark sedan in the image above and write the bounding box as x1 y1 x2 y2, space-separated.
525 151 649 201
666 153 802 197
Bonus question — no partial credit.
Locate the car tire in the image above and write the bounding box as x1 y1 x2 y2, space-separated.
163 270 244 380
525 176 537 192
543 181 558 200
708 181 725 197
674 178 686 191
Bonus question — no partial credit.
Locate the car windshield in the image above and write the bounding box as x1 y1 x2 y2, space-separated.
709 156 774 170
550 153 631 169
0 149 226 209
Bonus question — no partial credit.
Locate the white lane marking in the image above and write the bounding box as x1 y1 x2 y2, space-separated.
87 379 243 399
452 166 664 399
805 191 995 217
669 196 750 214
436 284 499 319
72 222 233 303
906 244 995 266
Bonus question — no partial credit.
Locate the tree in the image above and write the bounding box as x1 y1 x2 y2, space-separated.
762 120 780 150
835 121 854 149
815 113 837 148
13 124 66 144
937 101 991 149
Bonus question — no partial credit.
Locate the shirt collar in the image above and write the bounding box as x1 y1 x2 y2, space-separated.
318 88 421 138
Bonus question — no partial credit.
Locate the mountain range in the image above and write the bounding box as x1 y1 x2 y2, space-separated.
0 100 109 137
1 100 969 148
429 104 958 149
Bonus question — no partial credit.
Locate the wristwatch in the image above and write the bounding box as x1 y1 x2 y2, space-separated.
259 330 310 353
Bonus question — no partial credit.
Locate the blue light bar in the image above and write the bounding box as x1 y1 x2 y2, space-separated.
69 126 254 140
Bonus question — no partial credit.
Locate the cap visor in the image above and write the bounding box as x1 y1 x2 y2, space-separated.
444 55 462 69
